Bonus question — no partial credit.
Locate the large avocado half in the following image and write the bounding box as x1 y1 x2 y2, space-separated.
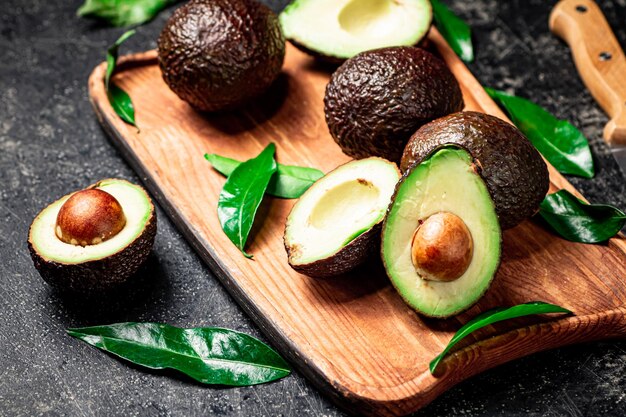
401 112 550 229
324 47 464 163
279 0 432 62
284 157 400 278
157 0 285 112
382 147 502 318
28 179 156 292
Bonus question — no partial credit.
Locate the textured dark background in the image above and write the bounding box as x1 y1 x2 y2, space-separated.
2 0 626 416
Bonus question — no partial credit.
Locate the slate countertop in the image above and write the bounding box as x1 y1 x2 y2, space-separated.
1 0 626 416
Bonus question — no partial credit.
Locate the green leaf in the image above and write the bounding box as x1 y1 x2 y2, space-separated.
430 302 572 374
538 190 626 243
431 0 474 63
217 144 277 258
104 30 138 128
486 88 595 178
270 164 325 199
107 83 137 127
205 153 324 199
78 0 178 27
204 154 240 177
68 323 291 386
105 29 135 90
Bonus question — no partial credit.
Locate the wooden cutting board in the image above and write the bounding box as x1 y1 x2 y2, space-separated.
88 29 626 416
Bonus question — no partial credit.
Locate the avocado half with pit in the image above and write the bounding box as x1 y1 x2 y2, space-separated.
284 157 400 277
401 112 550 229
279 0 432 62
382 147 502 318
28 179 156 292
325 47 464 163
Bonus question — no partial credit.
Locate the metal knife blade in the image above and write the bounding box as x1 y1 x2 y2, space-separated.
550 0 626 173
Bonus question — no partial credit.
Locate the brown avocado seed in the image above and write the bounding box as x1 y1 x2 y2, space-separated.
411 212 473 282
55 189 126 246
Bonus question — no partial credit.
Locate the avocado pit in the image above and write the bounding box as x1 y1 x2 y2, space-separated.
28 178 157 292
56 189 126 246
411 212 473 282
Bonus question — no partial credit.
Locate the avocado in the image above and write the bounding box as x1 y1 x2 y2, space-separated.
324 47 464 163
382 147 502 318
284 157 400 278
28 179 156 292
279 0 432 62
157 0 285 112
401 111 550 229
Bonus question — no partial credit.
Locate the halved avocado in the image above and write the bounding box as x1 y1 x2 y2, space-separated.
28 179 156 292
401 112 550 229
279 0 432 62
382 147 502 318
284 157 400 277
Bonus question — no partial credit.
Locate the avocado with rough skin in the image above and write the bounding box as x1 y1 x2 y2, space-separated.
382 146 502 318
324 47 464 163
28 179 156 292
279 0 432 63
401 111 550 229
157 0 285 112
284 157 400 278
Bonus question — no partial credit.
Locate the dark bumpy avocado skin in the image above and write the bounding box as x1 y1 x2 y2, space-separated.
28 215 156 293
324 47 464 163
401 112 550 229
285 224 380 278
157 0 285 112
28 182 157 293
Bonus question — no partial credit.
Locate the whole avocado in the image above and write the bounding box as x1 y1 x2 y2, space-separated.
401 111 550 229
157 0 285 112
324 47 464 163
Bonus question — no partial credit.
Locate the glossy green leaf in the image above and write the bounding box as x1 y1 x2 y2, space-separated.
105 29 135 90
107 83 136 127
486 88 594 178
78 0 177 27
68 323 290 386
217 144 277 258
205 153 323 199
205 154 240 177
104 30 138 128
431 0 474 63
430 302 572 374
538 190 626 243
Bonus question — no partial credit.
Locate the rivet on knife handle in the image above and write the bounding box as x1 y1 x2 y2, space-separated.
549 0 626 146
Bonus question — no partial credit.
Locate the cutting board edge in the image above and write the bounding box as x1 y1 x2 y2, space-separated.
88 52 626 416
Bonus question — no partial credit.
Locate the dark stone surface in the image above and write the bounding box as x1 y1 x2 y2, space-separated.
1 0 625 416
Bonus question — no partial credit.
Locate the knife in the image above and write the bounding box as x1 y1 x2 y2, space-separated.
549 0 626 173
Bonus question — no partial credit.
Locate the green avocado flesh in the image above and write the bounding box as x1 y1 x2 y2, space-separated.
382 148 501 317
29 179 152 265
279 0 432 60
285 157 400 277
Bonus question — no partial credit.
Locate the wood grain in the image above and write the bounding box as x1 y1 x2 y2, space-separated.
88 28 626 416
549 0 626 145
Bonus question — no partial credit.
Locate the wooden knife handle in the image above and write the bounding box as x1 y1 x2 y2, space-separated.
549 0 626 145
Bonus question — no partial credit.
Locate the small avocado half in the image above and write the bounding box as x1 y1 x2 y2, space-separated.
401 112 550 229
279 0 432 62
382 146 502 318
324 47 464 163
284 157 400 278
28 179 156 292
157 0 285 112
